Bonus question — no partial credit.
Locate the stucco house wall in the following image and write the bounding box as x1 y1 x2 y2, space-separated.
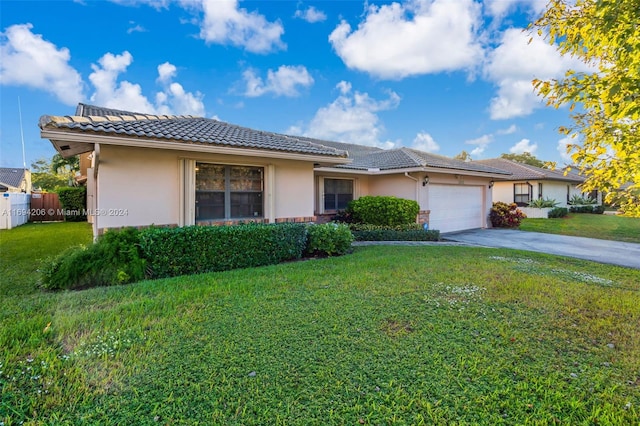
94 145 316 233
492 180 585 207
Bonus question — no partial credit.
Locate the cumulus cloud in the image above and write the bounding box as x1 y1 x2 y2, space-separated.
329 0 483 79
510 138 538 154
557 136 575 164
198 0 285 53
294 6 327 23
497 124 517 135
465 134 493 157
484 28 594 120
89 52 204 116
412 132 440 153
287 81 400 147
0 23 84 105
243 65 314 97
127 21 147 34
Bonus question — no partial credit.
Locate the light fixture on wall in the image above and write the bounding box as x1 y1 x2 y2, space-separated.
489 180 495 189
422 175 430 186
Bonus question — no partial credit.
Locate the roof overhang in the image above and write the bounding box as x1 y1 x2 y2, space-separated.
41 129 351 165
314 166 511 179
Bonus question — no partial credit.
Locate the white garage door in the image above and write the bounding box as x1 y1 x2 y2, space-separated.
428 185 484 233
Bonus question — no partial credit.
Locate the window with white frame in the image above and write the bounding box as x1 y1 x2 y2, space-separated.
514 183 532 206
323 178 353 211
195 163 263 222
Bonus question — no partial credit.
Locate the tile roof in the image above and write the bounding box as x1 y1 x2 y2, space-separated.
40 104 348 158
0 167 26 188
474 158 584 182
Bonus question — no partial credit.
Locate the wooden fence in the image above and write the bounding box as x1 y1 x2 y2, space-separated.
29 192 64 222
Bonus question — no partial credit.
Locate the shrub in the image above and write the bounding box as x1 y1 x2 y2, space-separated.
490 202 526 228
569 205 605 214
548 207 569 218
528 198 559 208
568 195 597 205
139 223 308 279
331 210 354 223
352 229 440 241
348 223 424 232
305 224 353 256
40 227 145 290
347 196 419 226
57 187 87 222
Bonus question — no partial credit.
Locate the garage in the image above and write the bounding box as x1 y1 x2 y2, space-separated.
428 184 484 233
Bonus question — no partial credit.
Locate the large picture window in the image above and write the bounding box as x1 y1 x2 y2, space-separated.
196 163 263 222
514 183 532 206
324 178 353 211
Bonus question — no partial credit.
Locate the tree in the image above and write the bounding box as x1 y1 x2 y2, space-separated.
500 152 546 168
532 0 640 216
454 150 472 162
31 154 79 191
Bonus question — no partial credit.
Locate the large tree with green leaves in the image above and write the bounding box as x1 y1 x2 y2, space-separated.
532 0 640 216
500 152 546 168
31 154 79 192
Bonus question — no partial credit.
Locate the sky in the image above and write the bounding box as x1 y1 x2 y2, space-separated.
0 0 592 169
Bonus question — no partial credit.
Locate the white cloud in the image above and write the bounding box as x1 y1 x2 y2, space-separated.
243 65 314 97
510 138 538 154
294 6 327 23
157 62 177 83
557 136 575 164
289 81 400 147
329 0 483 79
465 133 493 157
484 28 594 120
198 0 285 54
497 124 517 135
412 132 440 153
0 23 84 105
127 21 147 34
89 53 205 116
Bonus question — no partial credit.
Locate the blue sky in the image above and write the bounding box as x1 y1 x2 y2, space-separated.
1 0 590 169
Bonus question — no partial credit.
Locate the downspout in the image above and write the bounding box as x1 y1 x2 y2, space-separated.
404 172 420 203
92 143 100 240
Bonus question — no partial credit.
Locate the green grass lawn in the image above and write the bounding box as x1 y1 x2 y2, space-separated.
0 222 93 296
1 224 639 425
520 214 640 243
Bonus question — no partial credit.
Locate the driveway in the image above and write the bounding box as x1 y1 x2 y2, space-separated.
443 228 640 269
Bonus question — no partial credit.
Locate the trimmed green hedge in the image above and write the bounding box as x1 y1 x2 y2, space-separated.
139 223 308 279
347 196 419 226
57 187 87 222
569 205 605 214
305 224 353 256
548 207 569 218
352 229 440 242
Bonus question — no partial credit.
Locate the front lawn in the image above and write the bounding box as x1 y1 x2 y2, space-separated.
0 222 92 296
1 224 639 424
520 213 640 243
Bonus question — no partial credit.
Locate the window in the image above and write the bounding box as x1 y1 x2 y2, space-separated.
324 178 353 211
195 163 263 222
538 183 543 199
514 183 532 206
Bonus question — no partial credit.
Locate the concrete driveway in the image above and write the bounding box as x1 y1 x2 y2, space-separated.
443 228 640 269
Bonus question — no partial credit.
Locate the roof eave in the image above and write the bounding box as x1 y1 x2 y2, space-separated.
41 129 351 165
315 165 511 178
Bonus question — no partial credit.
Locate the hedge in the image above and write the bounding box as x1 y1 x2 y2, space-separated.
548 207 569 218
569 205 605 214
352 229 440 242
57 187 87 222
41 227 145 290
139 223 308 279
347 196 419 226
305 223 353 256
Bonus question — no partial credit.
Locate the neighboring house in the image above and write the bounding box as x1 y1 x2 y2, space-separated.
474 158 600 207
0 167 31 193
39 104 510 237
